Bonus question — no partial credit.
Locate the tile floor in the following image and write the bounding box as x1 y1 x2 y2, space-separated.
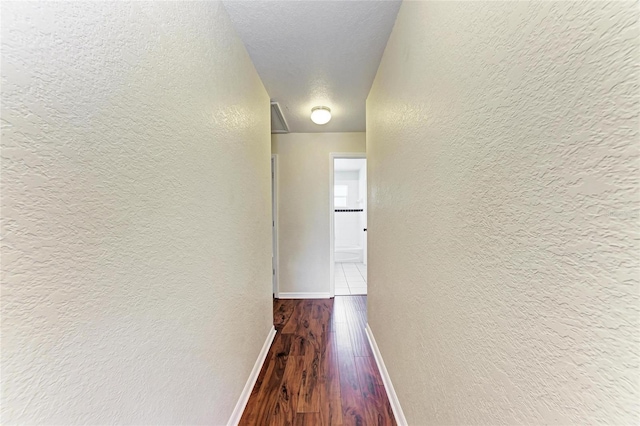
334 262 367 295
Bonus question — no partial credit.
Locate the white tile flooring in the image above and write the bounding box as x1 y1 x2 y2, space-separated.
334 262 367 295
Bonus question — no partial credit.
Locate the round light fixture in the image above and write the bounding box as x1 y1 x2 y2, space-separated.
310 106 331 125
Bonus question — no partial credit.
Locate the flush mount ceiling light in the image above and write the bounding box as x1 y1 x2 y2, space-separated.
310 106 331 125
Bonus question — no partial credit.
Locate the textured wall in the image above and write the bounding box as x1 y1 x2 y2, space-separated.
271 133 365 295
1 2 272 424
366 1 639 424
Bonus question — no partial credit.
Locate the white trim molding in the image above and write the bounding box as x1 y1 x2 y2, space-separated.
365 323 408 426
277 292 331 299
227 326 277 426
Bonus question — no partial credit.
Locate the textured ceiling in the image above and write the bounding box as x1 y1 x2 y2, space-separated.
223 0 401 133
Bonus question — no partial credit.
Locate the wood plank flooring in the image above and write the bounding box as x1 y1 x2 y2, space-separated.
240 296 396 426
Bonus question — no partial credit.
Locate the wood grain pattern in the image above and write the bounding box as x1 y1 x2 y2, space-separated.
274 356 304 425
319 331 343 426
294 413 322 426
355 357 395 426
239 296 396 426
298 340 321 412
242 334 292 425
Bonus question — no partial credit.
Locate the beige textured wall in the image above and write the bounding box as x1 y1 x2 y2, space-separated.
366 2 639 424
272 133 366 295
1 2 272 424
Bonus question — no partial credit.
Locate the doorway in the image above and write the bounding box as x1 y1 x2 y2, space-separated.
271 154 279 298
330 153 367 297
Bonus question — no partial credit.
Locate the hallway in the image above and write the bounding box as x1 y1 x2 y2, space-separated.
2 1 638 424
240 297 395 425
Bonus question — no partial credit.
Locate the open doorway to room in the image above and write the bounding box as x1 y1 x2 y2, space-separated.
271 154 279 299
330 154 367 296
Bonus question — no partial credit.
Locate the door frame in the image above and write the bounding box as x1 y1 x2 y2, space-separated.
271 154 279 298
329 152 366 298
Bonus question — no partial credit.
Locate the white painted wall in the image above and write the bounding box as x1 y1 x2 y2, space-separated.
334 210 360 248
1 2 272 424
367 2 639 424
334 168 366 262
271 133 365 295
336 171 360 185
335 173 361 249
358 165 367 264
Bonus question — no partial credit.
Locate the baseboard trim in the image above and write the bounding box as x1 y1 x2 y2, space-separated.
227 325 277 426
365 323 408 426
278 292 331 299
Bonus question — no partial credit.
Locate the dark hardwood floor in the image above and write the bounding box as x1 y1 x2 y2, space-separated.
239 296 396 426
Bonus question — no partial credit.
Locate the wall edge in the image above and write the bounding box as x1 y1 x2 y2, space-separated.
227 325 277 426
365 323 408 426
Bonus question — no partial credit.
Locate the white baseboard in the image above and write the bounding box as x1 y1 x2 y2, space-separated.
278 292 331 299
365 323 408 426
227 325 277 426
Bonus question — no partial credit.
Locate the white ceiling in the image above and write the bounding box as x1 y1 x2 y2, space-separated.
223 0 401 133
335 158 366 172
